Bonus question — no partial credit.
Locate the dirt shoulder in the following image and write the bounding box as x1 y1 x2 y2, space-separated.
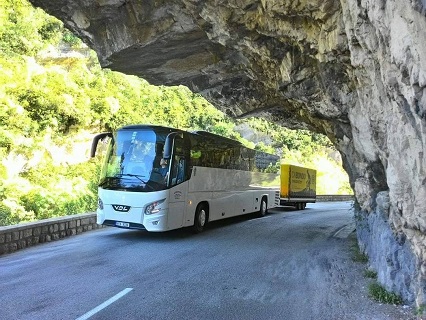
335 233 418 320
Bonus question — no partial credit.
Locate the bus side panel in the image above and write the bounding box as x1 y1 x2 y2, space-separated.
167 181 189 230
184 167 279 225
233 190 253 216
209 190 262 221
226 189 278 217
210 191 237 221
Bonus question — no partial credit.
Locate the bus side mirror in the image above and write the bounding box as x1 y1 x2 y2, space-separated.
91 132 112 157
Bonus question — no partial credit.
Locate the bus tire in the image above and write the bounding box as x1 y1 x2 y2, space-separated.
193 203 208 233
258 197 268 217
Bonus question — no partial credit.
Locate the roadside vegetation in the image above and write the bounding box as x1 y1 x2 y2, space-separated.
363 269 377 279
368 282 404 305
350 242 369 263
415 305 426 317
0 0 352 226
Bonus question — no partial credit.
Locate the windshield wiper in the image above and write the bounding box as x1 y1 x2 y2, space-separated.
115 173 148 184
99 174 157 191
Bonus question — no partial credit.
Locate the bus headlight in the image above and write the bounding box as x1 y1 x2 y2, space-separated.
145 199 166 215
98 197 104 210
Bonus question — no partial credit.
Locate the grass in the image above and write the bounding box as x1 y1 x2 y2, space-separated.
415 304 426 317
351 244 369 263
368 282 403 305
347 235 405 307
349 235 369 263
364 269 377 279
352 250 369 263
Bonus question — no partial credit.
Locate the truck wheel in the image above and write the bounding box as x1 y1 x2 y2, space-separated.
193 204 208 233
258 197 268 217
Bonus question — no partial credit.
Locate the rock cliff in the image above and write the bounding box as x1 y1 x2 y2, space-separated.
29 0 426 306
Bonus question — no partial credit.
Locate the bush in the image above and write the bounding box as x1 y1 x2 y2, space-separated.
368 282 403 305
0 202 18 226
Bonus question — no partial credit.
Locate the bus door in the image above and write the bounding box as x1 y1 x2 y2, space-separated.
167 137 189 230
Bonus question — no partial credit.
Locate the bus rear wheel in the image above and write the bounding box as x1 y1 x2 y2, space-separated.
193 204 208 233
257 197 267 217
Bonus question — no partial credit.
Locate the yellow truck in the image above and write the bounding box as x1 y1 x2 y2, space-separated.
280 164 316 209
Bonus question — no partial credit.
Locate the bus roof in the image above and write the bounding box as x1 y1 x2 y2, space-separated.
191 130 243 146
119 124 183 132
118 125 243 146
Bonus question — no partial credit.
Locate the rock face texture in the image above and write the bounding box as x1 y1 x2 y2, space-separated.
29 0 426 306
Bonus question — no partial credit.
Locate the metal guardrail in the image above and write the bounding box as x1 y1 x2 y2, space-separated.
316 195 354 202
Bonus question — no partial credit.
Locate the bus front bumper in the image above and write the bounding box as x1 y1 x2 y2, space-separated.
97 210 169 232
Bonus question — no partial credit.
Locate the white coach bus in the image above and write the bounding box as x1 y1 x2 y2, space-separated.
91 124 280 232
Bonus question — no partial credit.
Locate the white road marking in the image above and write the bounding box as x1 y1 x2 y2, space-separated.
75 288 133 320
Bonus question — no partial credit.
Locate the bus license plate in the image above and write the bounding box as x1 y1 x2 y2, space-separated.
116 221 129 228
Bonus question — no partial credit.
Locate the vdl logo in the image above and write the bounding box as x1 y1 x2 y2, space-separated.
112 204 131 212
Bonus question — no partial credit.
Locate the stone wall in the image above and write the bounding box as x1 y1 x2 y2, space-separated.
0 213 103 255
356 192 419 303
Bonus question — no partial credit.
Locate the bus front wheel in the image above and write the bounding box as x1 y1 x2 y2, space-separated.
193 204 208 233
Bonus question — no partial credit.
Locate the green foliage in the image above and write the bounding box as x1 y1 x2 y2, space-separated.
352 250 369 263
364 269 378 279
368 282 403 305
0 0 62 56
0 202 19 226
0 0 352 226
61 29 82 47
415 304 426 316
350 240 369 263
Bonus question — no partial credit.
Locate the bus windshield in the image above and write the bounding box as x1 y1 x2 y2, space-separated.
99 128 169 192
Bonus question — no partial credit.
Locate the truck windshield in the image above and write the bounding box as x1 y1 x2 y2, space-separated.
99 128 169 192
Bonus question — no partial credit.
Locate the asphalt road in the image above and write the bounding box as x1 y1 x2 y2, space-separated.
0 202 414 320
